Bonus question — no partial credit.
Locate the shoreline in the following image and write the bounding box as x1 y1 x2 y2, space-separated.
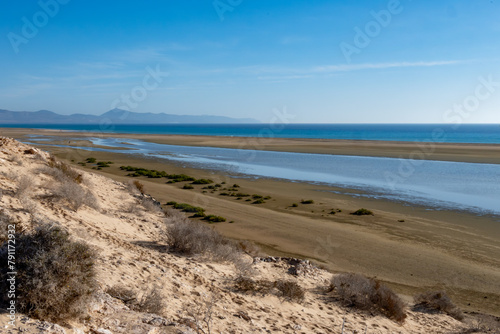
3 128 500 316
2 127 500 164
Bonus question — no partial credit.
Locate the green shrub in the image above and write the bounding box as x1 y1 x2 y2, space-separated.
166 201 178 206
252 198 265 204
252 194 263 199
219 192 230 196
96 162 110 167
350 208 373 216
301 199 314 204
232 184 240 188
183 184 194 190
192 178 213 184
291 203 298 207
0 225 97 321
235 193 250 197
204 215 226 223
172 203 205 216
86 157 96 163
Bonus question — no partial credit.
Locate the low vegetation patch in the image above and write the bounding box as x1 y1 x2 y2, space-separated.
331 273 406 323
132 180 145 194
350 208 374 216
183 184 194 189
192 178 213 184
301 199 314 204
413 291 464 320
204 215 226 223
0 225 97 321
252 198 265 204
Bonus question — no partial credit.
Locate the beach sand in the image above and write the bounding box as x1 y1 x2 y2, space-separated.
3 127 500 317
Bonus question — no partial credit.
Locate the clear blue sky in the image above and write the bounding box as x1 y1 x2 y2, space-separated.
1 0 499 123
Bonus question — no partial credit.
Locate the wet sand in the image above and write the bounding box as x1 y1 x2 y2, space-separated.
2 127 500 316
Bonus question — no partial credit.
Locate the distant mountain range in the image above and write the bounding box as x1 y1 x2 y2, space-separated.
0 109 259 124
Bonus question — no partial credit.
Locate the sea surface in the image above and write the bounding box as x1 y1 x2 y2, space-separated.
3 123 500 144
23 135 500 216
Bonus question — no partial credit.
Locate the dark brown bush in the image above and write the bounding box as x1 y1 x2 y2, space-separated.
275 280 305 302
133 180 145 194
0 225 97 321
106 285 137 303
331 273 406 323
413 291 464 320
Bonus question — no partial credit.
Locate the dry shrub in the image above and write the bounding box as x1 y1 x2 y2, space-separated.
275 280 305 302
414 291 464 320
46 156 82 183
167 215 241 263
20 197 37 215
141 197 162 213
0 225 97 321
237 240 262 257
134 180 145 194
53 181 100 211
16 175 33 198
134 286 165 314
107 285 164 314
106 285 137 303
331 273 407 323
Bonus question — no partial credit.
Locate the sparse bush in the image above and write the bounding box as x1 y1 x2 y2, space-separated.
107 285 165 314
16 175 33 198
134 286 165 314
291 203 298 207
301 199 314 204
275 280 305 302
331 273 406 323
172 203 205 216
166 201 177 206
0 225 97 321
350 208 373 216
167 215 240 262
232 184 240 188
183 184 194 189
133 180 145 194
47 156 82 184
237 240 261 257
53 181 100 212
96 161 110 167
234 276 273 295
252 194 263 199
86 157 97 163
141 197 162 213
413 291 463 320
192 178 213 184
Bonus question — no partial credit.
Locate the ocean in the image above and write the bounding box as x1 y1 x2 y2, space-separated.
22 136 500 216
3 123 500 144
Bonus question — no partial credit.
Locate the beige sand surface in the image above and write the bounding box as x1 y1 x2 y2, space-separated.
1 137 485 333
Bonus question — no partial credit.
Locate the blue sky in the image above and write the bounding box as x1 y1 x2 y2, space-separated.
1 0 500 123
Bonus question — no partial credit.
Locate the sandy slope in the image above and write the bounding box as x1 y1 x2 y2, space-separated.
0 137 492 333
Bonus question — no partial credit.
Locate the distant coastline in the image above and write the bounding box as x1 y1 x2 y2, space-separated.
1 123 500 144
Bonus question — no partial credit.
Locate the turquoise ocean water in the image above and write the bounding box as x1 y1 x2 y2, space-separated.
2 123 500 144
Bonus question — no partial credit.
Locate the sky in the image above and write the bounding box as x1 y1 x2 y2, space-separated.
1 0 500 123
